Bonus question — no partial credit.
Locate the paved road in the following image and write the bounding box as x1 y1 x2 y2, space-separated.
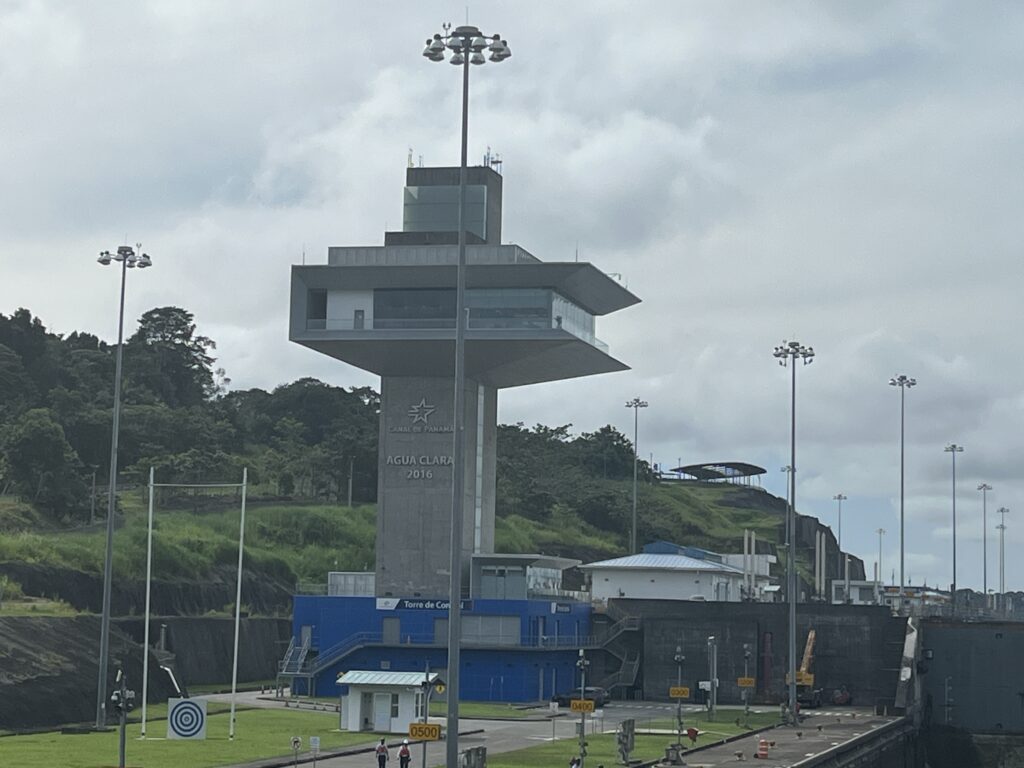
211 697 884 768
665 709 896 767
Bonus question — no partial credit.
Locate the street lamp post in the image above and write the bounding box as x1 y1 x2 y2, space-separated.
625 398 648 554
94 244 152 728
889 375 916 611
423 24 511 768
978 484 992 597
945 444 964 602
833 493 847 553
773 339 814 726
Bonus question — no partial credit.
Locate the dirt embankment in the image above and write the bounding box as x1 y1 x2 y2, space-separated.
0 615 289 731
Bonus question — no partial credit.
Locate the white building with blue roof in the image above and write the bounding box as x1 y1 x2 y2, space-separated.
581 541 775 602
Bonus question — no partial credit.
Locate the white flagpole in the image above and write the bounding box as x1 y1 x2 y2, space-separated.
140 466 155 737
229 467 248 740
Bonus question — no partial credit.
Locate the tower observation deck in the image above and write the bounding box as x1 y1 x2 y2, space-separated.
289 164 639 598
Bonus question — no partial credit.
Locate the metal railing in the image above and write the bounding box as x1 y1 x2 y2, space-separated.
304 315 609 352
293 629 604 676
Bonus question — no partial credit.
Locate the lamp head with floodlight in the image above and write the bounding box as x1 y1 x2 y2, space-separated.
425 24 511 66
96 244 153 271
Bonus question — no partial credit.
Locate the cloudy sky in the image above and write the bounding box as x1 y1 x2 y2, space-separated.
2 1 1022 592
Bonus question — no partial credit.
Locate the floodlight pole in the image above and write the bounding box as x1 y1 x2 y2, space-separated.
997 507 1009 598
833 493 847 553
773 340 814 726
945 444 963 607
422 25 511 768
978 484 992 597
95 243 151 728
626 398 648 554
889 375 916 611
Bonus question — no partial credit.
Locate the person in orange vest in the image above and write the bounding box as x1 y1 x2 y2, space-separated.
376 738 389 768
398 738 411 768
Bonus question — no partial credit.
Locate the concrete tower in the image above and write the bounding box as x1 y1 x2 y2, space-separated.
289 164 639 598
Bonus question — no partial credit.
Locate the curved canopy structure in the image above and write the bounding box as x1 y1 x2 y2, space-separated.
670 462 766 483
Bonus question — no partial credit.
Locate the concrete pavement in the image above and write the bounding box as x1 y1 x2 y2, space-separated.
207 696 886 768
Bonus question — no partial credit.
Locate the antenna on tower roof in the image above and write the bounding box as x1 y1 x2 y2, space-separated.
407 148 414 168
483 146 503 174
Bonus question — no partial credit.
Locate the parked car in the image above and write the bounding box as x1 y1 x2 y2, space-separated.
552 686 608 707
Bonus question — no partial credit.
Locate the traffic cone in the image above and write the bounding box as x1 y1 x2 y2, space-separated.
755 738 769 759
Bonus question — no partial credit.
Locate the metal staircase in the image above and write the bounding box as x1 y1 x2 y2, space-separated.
276 634 314 696
594 604 643 694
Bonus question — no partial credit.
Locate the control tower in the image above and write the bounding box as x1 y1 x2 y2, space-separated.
289 164 639 598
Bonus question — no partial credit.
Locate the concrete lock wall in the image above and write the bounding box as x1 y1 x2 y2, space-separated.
0 615 176 730
920 620 1024 733
617 599 906 706
115 616 291 687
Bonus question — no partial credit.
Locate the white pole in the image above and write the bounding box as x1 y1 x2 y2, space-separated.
140 466 155 738
229 467 248 740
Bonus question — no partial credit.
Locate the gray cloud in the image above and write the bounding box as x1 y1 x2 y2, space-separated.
1 0 1022 592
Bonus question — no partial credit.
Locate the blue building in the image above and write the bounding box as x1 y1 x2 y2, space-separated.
288 590 592 700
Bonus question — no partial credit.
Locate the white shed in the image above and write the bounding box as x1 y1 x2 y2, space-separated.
337 671 442 734
581 553 746 602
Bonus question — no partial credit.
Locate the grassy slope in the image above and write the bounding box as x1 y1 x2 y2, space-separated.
0 481 787 613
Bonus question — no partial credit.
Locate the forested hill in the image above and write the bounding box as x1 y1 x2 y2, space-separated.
0 307 788 612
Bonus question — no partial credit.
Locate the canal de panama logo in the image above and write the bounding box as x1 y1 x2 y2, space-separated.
408 398 436 424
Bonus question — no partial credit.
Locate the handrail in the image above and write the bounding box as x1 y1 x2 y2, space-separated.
307 630 603 674
311 632 378 673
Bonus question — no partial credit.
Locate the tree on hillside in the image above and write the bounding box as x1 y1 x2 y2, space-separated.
0 344 35 418
1 408 87 520
124 307 216 407
573 425 636 479
0 309 49 368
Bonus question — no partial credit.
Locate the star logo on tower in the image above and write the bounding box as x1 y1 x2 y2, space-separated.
408 398 436 424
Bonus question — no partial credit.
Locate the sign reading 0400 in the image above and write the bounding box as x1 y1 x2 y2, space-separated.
409 723 442 740
570 699 596 713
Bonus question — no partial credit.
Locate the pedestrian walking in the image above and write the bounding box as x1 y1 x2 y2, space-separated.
399 738 411 768
376 738 389 768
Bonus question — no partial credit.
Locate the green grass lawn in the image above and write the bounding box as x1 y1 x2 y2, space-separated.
642 710 779 732
486 712 779 768
0 706 379 768
428 701 542 719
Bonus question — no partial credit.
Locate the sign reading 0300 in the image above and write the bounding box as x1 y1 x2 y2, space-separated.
409 723 442 740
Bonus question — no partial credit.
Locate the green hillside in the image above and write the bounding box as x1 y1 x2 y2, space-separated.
0 306 792 615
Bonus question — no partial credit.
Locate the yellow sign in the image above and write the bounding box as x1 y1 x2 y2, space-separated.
570 699 596 713
737 677 756 688
409 723 442 741
433 683 445 694
669 686 690 699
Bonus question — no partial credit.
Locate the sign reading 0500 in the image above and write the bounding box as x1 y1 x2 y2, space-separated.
409 723 442 740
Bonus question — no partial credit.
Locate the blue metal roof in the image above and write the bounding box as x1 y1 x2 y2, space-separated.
579 553 744 574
